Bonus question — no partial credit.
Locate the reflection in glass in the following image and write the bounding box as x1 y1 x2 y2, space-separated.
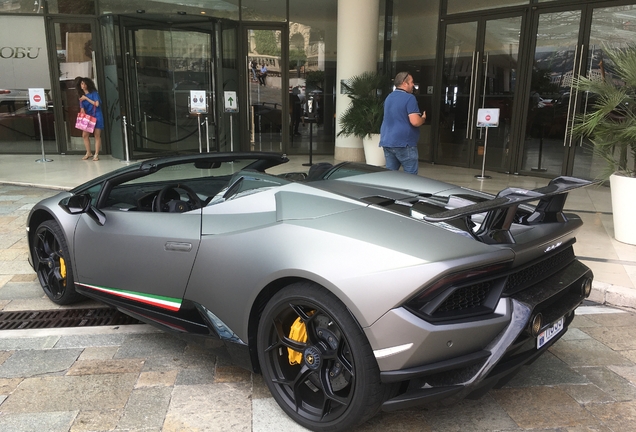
446 0 527 15
437 21 478 166
97 0 238 19
572 5 636 179
521 11 581 176
288 0 337 155
478 16 521 172
242 0 286 21
127 28 212 155
248 29 283 152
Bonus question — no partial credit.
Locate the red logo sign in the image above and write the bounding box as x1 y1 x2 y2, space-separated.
33 95 41 102
485 115 491 121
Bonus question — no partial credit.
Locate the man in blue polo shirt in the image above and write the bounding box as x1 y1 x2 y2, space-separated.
380 72 426 174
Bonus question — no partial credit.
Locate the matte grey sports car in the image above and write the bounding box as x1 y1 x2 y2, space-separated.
27 152 594 431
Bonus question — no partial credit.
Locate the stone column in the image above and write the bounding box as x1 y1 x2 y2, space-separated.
334 0 380 162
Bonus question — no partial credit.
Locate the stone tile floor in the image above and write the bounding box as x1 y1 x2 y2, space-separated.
1 185 636 431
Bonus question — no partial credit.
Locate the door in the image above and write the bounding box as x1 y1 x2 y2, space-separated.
122 17 216 157
518 8 584 177
245 27 286 152
437 14 523 172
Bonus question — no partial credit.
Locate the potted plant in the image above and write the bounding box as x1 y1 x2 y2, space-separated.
338 71 390 166
572 45 636 245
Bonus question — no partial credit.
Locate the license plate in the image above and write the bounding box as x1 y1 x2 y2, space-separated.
536 317 564 349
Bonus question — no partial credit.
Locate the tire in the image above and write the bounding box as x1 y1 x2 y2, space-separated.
32 220 83 305
257 282 388 431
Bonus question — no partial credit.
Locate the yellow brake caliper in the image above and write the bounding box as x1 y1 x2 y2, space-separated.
287 311 314 365
59 256 67 287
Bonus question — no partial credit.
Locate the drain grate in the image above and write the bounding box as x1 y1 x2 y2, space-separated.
0 308 142 330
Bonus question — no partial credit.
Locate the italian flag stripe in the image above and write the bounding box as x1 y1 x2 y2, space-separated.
77 283 182 311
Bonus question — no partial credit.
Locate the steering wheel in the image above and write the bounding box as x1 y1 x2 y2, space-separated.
153 183 203 213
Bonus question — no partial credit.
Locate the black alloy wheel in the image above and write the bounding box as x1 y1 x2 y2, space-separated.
33 220 82 305
257 282 388 431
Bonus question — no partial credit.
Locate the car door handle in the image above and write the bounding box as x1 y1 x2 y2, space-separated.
165 242 192 252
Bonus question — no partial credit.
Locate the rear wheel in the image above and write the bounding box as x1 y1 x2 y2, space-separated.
33 220 82 304
257 282 387 431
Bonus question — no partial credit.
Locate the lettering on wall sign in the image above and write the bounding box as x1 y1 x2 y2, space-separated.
0 47 42 59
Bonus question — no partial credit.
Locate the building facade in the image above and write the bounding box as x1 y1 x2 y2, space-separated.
1 0 635 180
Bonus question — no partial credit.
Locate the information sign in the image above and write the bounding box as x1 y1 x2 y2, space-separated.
190 90 207 114
224 91 238 113
28 88 47 111
476 108 500 127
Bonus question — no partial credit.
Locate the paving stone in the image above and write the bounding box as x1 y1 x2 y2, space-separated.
491 387 599 429
117 386 172 430
175 367 216 385
621 349 636 363
582 326 636 350
0 377 22 394
0 297 58 311
585 400 636 431
136 370 179 388
561 327 593 341
562 383 616 404
0 274 12 288
410 395 517 432
0 260 32 275
585 312 636 327
70 409 122 432
573 366 636 402
56 333 128 349
251 374 273 400
66 358 145 376
141 345 216 372
0 411 77 432
549 338 633 367
0 281 46 299
214 364 252 383
0 348 81 378
78 346 119 361
607 364 636 386
504 351 589 387
114 333 187 359
163 383 252 431
252 397 311 432
571 315 603 328
0 335 58 351
0 373 138 413
0 350 12 365
9 274 37 282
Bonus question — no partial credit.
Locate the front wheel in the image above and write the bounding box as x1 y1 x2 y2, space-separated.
32 220 82 305
257 282 388 431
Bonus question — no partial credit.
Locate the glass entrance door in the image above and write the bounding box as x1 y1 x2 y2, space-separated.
437 15 523 172
246 27 285 152
519 9 583 177
123 18 215 157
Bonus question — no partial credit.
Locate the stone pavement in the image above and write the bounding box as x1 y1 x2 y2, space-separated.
2 185 636 431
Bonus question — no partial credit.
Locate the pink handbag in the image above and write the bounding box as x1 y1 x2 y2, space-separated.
75 105 96 133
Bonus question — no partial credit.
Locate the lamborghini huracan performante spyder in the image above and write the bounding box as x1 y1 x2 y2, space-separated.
27 152 594 431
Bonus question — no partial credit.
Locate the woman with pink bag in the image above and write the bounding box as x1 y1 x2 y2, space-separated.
76 77 104 161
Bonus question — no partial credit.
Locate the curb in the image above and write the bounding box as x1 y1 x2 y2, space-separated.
590 281 636 310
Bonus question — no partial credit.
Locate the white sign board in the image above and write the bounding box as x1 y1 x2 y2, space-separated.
476 108 500 127
28 88 47 110
0 16 51 90
224 91 238 113
190 90 207 114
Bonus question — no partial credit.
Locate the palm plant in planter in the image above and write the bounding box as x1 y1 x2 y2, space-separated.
572 45 636 244
338 71 390 165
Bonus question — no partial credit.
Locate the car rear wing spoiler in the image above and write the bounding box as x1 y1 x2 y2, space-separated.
423 176 597 244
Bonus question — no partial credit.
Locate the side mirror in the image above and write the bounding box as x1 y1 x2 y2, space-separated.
60 194 91 214
59 193 106 226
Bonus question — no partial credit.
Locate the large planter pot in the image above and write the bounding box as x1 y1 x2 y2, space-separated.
362 134 385 166
610 173 636 245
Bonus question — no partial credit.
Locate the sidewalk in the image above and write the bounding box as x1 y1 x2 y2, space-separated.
1 153 635 309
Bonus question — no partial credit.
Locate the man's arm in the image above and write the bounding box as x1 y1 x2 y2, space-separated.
409 111 426 127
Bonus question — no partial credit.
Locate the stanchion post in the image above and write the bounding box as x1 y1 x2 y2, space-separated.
230 115 234 152
205 116 210 153
122 115 130 163
475 127 491 180
197 113 202 153
35 110 52 163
